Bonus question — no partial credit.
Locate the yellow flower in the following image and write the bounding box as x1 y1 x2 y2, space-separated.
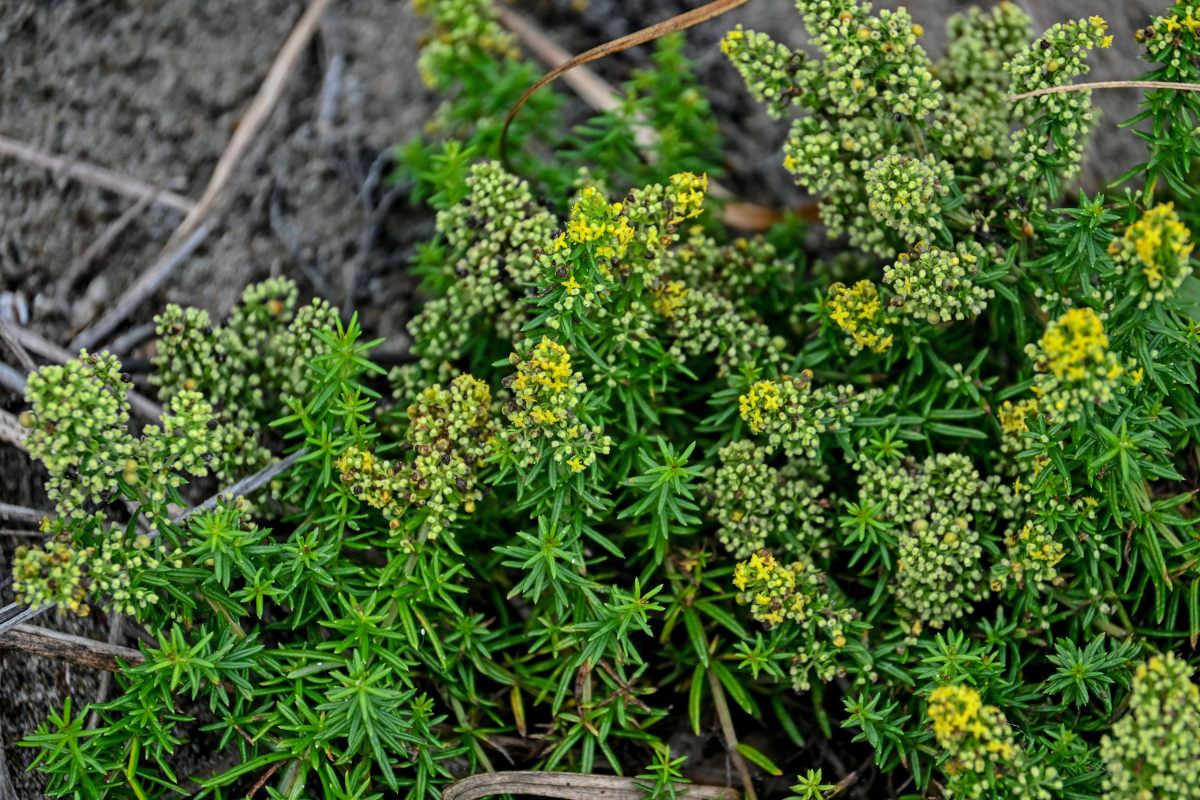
667 172 708 225
828 281 893 354
650 280 689 319
998 398 1039 436
739 380 783 434
1040 308 1109 381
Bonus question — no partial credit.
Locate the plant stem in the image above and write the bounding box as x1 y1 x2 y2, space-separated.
705 667 758 800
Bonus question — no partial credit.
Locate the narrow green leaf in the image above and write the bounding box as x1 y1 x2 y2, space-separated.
735 743 783 776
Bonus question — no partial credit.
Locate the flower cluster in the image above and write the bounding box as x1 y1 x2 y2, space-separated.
540 173 710 327
732 550 855 691
267 296 339 399
884 240 994 323
504 337 611 473
720 27 813 120
412 0 521 89
701 441 828 559
664 228 795 302
134 390 223 513
340 375 499 542
153 278 335 484
655 283 782 379
405 374 498 537
1138 5 1200 64
407 162 557 367
21 350 135 520
558 185 635 264
15 346 223 620
725 0 1111 256
827 280 894 355
997 397 1040 454
1004 16 1113 186
855 453 997 633
1108 202 1194 309
863 154 952 246
1025 308 1131 423
337 445 404 522
13 519 167 618
991 519 1066 592
896 515 983 635
935 3 1034 167
927 684 1028 797
739 372 862 458
1100 653 1200 800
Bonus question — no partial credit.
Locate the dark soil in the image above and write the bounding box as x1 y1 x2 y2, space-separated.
0 0 1167 795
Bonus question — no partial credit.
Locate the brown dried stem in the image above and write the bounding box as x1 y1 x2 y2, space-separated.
58 192 156 301
0 134 194 214
707 666 758 800
1006 79 1200 101
494 4 786 230
0 623 145 672
443 771 739 800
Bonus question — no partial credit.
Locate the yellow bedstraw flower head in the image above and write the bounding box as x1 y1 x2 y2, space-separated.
564 185 635 264
1108 202 1194 309
666 172 708 225
732 549 855 691
827 280 894 355
927 684 1019 774
1024 308 1130 423
649 280 688 319
991 519 1066 592
738 371 864 458
504 338 612 473
997 397 1039 453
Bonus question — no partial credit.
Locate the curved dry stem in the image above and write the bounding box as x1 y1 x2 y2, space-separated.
499 0 753 168
1006 79 1200 101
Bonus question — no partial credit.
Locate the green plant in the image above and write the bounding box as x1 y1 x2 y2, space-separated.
9 1 1200 799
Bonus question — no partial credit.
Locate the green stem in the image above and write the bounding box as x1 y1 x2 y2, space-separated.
706 667 758 800
450 696 495 773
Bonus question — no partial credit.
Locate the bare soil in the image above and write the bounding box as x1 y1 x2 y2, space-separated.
0 0 1166 794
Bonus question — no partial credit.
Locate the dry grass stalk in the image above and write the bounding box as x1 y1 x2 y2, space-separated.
0 134 194 213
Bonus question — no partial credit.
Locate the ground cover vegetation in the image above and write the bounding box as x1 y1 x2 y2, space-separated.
8 0 1200 798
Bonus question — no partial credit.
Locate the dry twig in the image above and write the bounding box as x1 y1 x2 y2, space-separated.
58 192 157 301
0 623 145 672
443 771 739 800
71 0 335 353
495 5 786 230
499 0 751 161
0 362 26 395
707 667 758 800
0 733 17 800
0 134 194 214
86 611 126 729
0 503 51 525
106 322 159 357
1006 79 1200 101
0 322 37 374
